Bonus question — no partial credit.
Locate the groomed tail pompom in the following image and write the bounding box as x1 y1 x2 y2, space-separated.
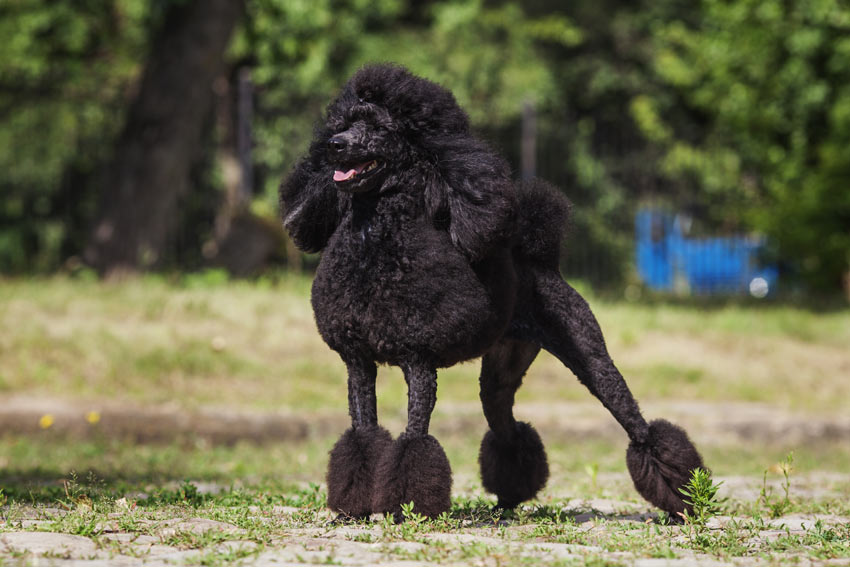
626 419 707 517
479 421 549 509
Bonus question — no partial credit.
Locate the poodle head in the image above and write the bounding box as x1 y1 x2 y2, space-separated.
321 64 471 195
284 63 514 260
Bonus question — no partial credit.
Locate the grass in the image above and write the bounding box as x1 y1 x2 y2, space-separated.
1 272 849 564
2 431 849 506
1 272 848 412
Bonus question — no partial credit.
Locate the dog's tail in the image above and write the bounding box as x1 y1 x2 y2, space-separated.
517 185 708 517
514 179 571 269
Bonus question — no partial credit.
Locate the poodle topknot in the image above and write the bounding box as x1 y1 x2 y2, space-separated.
280 63 706 521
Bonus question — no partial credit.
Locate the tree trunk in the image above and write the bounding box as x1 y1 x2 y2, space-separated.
84 0 244 275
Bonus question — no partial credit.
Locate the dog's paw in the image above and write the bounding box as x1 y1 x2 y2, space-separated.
479 421 549 509
371 434 452 520
626 419 707 517
326 425 393 517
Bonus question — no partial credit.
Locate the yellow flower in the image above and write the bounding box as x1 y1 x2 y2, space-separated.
39 414 55 429
85 411 101 425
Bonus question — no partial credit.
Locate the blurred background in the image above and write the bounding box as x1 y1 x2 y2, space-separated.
0 0 848 501
2 0 849 298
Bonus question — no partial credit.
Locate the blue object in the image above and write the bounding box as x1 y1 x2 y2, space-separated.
636 208 778 296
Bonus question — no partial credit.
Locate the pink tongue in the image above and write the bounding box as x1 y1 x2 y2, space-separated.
334 169 356 182
333 161 373 182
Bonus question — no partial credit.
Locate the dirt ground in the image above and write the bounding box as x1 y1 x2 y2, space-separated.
2 396 848 446
1 398 849 566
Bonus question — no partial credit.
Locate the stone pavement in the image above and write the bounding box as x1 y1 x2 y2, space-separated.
2 487 849 566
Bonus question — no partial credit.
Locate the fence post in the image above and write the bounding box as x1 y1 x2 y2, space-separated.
237 67 254 203
521 99 536 181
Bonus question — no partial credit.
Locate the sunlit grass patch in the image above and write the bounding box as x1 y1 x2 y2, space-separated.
2 430 849 511
1 274 848 413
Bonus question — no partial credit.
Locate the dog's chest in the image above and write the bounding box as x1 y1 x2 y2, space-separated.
313 218 425 317
310 213 485 360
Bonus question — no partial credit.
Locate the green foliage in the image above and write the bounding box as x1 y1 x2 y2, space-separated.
0 1 146 186
2 0 849 293
679 468 723 527
676 467 724 552
239 0 406 185
144 480 206 507
0 0 152 272
643 0 850 290
242 0 563 216
355 1 564 123
760 452 795 518
530 3 658 288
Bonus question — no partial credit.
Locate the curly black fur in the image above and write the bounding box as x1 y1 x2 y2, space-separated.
371 434 452 520
627 419 707 517
280 63 706 518
479 421 549 509
326 425 393 518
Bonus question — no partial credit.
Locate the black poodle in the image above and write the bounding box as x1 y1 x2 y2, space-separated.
280 64 706 521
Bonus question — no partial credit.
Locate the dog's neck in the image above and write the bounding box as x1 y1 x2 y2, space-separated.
349 190 421 238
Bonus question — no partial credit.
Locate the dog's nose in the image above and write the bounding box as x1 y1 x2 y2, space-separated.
328 136 347 153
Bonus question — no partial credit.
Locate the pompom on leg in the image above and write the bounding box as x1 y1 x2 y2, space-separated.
326 425 393 519
371 434 452 521
478 421 549 509
626 419 707 517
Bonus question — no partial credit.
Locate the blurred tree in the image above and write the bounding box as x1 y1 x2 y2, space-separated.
238 0 583 275
2 0 848 294
0 0 149 272
84 0 244 274
241 0 573 214
527 0 659 288
642 0 850 291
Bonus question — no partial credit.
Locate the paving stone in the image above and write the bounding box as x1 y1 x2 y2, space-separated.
156 517 244 538
0 531 98 558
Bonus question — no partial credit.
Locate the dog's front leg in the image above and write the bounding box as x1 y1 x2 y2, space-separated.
326 356 392 520
371 360 452 521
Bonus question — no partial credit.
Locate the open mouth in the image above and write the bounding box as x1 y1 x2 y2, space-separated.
333 160 380 183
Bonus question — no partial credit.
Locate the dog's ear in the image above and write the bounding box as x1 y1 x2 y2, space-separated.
280 140 344 253
424 137 516 260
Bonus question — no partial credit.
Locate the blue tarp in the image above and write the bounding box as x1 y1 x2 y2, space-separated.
636 208 777 296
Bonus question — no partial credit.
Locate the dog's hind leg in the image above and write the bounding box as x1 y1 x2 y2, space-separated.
529 271 706 517
326 357 393 519
477 339 549 509
371 361 452 520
